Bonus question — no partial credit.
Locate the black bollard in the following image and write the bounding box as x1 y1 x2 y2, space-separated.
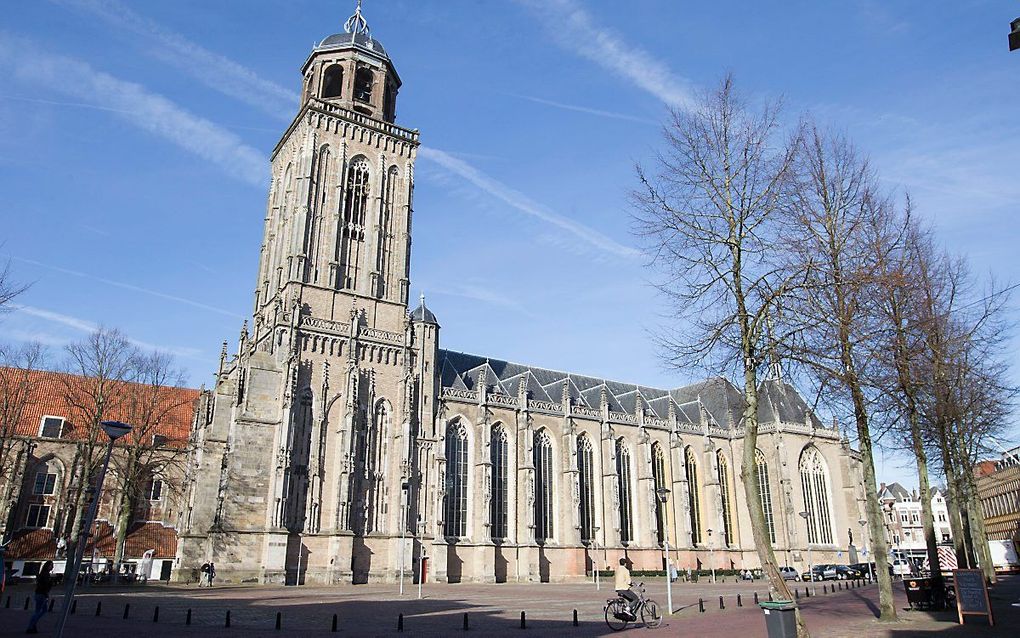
96 600 102 616
71 599 77 614
520 611 526 629
226 610 231 628
719 596 724 610
737 594 742 607
753 592 759 604
805 587 810 598
332 613 338 632
24 596 30 610
276 611 282 630
698 598 704 613
795 589 800 600
124 603 131 619
153 606 159 623
4 595 9 608
823 584 827 594
768 592 773 602
48 599 54 612
187 609 192 625
572 609 578 627
397 613 404 632
463 612 469 631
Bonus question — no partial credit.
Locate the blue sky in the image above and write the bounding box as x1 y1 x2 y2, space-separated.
1 0 1017 488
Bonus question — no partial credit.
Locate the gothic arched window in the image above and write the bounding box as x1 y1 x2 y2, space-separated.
303 145 331 283
533 430 554 543
685 446 702 545
376 165 399 299
616 438 633 544
338 157 370 290
717 450 734 546
443 421 468 538
800 447 834 545
652 442 667 545
756 449 777 544
577 434 596 544
490 425 508 541
354 67 373 102
321 64 344 99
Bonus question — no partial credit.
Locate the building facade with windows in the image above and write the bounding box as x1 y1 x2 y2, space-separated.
0 368 197 580
975 451 1020 560
175 4 868 585
877 482 954 560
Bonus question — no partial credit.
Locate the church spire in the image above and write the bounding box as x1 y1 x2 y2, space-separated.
344 0 371 37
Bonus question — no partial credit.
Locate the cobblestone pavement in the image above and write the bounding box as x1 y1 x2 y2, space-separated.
0 575 1016 636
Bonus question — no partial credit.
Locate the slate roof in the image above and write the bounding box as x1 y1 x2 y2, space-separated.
878 482 913 502
0 367 198 446
437 349 822 429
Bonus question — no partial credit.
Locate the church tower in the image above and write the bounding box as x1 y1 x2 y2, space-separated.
177 2 439 585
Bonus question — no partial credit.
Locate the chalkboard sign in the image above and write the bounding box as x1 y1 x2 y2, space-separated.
953 569 994 626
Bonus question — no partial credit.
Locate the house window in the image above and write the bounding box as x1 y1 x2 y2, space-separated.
26 504 50 528
685 446 702 545
756 449 777 544
533 431 554 543
443 421 468 538
717 450 734 546
146 479 164 501
651 443 667 545
489 425 508 541
321 64 343 99
39 416 64 438
152 434 169 447
33 472 57 496
577 434 596 544
615 439 633 544
799 447 834 544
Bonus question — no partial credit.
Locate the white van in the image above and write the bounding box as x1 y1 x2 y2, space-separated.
890 559 913 577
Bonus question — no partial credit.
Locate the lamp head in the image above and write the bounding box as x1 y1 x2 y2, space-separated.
655 487 670 502
100 420 133 440
799 511 809 520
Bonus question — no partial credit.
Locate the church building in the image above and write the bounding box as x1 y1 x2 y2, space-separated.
175 4 868 585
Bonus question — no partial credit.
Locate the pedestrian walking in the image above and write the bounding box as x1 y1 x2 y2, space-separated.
26 560 54 634
208 562 216 587
199 562 210 587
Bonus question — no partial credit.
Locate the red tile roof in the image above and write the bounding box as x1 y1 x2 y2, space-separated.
0 367 199 446
6 521 178 560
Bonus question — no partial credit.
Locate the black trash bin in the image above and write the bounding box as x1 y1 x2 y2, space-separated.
904 577 937 610
760 600 797 638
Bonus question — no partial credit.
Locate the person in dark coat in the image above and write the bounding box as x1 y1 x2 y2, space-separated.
26 560 54 634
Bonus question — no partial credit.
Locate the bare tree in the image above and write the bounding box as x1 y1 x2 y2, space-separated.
0 342 46 538
59 328 137 543
0 258 29 312
780 125 898 621
632 76 806 633
873 209 945 591
110 350 191 570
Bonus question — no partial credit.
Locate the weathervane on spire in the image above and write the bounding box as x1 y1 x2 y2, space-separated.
344 0 371 37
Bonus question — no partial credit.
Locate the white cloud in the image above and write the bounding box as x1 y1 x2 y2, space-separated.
8 304 204 359
419 147 640 260
515 0 695 108
0 33 269 187
11 256 243 319
509 93 658 125
52 0 299 121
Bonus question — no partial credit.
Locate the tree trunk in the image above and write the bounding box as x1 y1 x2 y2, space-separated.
114 485 133 570
962 471 995 583
939 455 970 569
909 432 941 584
739 363 807 637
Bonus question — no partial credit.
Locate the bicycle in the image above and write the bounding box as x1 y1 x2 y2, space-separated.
604 581 662 631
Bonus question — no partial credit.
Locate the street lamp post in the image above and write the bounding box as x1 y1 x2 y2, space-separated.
799 511 813 590
593 525 601 591
857 517 871 580
399 481 409 595
656 487 673 615
55 420 132 638
707 528 715 583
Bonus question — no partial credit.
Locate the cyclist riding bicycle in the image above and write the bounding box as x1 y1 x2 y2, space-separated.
614 558 639 621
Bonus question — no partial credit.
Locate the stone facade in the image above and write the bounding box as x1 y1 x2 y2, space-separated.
877 482 954 561
175 5 867 585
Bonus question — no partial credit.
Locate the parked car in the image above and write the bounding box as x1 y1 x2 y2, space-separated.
802 565 837 581
849 562 876 579
834 565 861 580
890 559 913 577
779 566 801 581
